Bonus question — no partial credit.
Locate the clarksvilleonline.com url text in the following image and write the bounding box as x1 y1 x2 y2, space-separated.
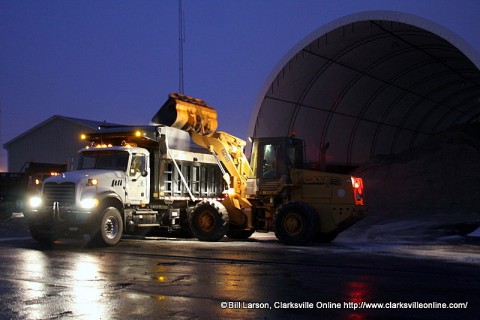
220 301 469 310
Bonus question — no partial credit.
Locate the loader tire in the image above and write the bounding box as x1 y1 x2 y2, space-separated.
189 201 229 241
274 201 319 246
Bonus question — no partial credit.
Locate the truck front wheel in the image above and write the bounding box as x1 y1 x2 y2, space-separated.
188 201 229 241
94 206 123 246
29 221 57 245
274 202 319 246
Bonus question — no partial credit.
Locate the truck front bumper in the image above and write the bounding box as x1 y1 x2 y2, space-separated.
25 205 98 236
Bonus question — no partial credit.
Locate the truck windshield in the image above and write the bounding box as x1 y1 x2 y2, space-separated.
77 150 130 171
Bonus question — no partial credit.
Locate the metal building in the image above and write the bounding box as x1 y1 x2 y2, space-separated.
3 116 122 172
249 11 480 172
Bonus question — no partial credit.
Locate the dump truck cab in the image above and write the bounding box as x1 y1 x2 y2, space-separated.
75 145 151 205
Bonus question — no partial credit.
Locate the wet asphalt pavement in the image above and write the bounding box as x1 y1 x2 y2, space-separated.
0 215 479 320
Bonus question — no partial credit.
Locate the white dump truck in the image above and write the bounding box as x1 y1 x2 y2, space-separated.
26 125 224 245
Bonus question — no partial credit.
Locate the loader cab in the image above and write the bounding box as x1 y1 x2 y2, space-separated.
251 137 304 193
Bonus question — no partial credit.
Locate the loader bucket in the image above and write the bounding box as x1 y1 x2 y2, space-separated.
151 93 218 135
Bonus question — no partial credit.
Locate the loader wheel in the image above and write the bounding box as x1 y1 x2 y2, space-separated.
189 201 229 241
274 202 319 246
93 205 123 246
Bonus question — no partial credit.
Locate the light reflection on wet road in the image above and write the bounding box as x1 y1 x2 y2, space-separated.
0 217 479 319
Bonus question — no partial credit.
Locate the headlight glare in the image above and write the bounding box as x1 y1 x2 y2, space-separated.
80 198 99 209
29 196 42 208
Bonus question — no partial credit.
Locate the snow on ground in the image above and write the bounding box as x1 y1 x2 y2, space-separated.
349 123 480 244
468 227 480 236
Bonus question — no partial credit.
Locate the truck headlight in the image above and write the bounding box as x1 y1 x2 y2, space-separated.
80 198 99 209
29 196 42 209
86 178 98 186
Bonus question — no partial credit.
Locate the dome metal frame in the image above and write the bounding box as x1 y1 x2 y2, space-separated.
249 11 480 171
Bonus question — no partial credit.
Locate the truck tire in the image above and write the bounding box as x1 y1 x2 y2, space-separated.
274 201 319 246
188 201 229 241
93 206 123 246
28 217 57 245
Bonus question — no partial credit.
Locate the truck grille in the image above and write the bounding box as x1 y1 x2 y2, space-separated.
43 182 76 205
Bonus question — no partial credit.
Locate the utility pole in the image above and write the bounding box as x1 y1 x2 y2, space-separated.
178 0 185 94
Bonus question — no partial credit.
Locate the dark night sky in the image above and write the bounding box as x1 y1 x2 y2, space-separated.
1 0 480 171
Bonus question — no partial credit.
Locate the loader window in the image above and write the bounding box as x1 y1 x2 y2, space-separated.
262 144 279 179
287 146 304 169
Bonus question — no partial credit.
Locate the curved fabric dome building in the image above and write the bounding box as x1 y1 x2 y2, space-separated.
249 11 480 172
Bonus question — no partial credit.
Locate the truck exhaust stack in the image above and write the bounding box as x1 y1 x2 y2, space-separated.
151 93 218 135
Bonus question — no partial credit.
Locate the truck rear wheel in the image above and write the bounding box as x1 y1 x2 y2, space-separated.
93 206 123 246
274 202 319 246
189 201 229 241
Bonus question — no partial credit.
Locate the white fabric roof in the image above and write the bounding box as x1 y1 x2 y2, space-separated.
249 11 480 170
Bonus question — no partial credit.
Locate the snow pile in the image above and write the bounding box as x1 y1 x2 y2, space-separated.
349 122 480 240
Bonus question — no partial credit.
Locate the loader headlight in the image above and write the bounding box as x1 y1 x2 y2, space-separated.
80 198 99 209
29 196 42 209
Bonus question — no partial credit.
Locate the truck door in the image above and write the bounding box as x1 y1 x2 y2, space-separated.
126 153 150 204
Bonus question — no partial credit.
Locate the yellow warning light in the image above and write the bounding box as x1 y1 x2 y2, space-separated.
135 130 142 137
93 144 113 148
80 134 87 140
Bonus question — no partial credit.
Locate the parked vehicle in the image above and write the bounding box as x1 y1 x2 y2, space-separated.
0 162 67 220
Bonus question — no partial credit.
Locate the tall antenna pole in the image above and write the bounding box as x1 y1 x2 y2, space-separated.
178 0 185 94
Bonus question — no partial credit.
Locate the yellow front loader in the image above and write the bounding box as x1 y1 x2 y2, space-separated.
152 93 367 245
